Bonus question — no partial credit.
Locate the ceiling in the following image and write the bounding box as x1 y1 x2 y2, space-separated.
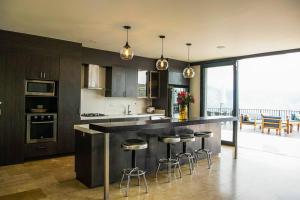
0 0 299 62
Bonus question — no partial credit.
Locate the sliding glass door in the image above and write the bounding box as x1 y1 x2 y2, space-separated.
201 61 238 146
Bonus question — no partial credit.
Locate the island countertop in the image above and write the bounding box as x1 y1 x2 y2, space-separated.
89 116 237 133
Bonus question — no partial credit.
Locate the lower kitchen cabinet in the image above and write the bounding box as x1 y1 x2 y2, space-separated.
58 120 75 154
25 142 57 158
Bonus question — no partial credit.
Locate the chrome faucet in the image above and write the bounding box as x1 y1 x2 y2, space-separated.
127 105 131 115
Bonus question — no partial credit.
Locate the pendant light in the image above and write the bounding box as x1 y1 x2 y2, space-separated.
183 43 195 78
156 35 169 70
120 25 134 60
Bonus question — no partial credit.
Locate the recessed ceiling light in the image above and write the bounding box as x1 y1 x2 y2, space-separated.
83 39 96 44
217 45 226 49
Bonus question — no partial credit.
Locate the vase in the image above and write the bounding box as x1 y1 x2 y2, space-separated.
178 105 188 120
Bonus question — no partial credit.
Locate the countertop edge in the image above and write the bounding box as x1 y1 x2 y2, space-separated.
89 116 237 133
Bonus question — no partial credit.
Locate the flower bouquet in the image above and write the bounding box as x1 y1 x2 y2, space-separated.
177 91 194 120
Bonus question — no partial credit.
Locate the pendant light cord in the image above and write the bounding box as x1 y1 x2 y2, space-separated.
161 38 164 56
126 29 129 43
188 45 190 62
186 43 192 67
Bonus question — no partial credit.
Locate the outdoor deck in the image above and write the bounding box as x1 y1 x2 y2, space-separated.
223 125 300 159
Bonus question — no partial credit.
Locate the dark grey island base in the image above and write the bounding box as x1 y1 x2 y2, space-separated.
74 116 236 199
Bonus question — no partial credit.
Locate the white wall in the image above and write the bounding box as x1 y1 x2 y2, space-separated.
189 65 201 118
80 89 151 115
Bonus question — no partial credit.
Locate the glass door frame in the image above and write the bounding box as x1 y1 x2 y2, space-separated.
200 60 239 150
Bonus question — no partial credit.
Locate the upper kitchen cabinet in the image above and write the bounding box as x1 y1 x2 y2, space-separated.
137 70 148 98
105 66 137 97
168 71 189 86
149 71 160 98
125 67 138 97
26 53 60 80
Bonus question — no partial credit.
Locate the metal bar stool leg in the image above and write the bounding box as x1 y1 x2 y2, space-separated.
120 173 125 189
177 162 182 178
125 175 131 197
155 163 161 178
188 156 193 174
143 173 148 193
138 174 141 186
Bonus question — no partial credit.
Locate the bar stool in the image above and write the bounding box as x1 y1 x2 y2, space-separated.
176 134 196 174
156 135 182 182
120 139 148 197
194 131 213 169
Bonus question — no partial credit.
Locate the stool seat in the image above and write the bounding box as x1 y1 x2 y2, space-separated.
158 135 181 143
194 131 213 138
122 139 148 150
180 134 196 142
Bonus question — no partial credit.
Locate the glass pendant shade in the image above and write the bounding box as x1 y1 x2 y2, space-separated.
156 35 169 70
120 26 134 60
183 65 195 78
120 42 134 60
156 55 169 70
183 43 195 78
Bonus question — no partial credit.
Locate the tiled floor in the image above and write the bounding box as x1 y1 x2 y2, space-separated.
1 146 300 200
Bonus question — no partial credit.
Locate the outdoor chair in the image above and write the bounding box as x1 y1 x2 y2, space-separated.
240 114 261 131
288 113 300 132
261 115 289 135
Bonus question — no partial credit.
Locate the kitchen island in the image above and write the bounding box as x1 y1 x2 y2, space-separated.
74 116 237 200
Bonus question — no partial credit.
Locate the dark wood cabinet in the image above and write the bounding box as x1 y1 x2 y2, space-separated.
169 71 189 86
57 56 81 154
26 54 60 80
105 66 137 97
125 67 138 97
105 66 126 97
149 71 160 98
24 142 57 158
0 51 26 165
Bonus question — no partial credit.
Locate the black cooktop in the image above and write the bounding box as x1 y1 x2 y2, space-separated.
81 113 106 117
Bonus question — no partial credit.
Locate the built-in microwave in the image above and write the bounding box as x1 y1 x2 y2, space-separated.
25 80 55 96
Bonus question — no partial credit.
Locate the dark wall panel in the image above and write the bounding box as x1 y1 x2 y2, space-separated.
82 47 156 71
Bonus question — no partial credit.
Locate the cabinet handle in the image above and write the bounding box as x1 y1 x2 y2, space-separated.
43 72 46 79
37 146 47 150
40 72 43 79
0 101 2 117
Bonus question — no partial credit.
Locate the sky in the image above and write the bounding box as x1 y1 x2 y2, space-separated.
206 52 300 110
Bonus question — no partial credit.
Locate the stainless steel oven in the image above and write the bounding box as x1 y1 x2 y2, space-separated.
26 113 57 143
25 80 55 96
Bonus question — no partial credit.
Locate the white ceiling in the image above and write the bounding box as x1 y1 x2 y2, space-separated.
0 0 299 61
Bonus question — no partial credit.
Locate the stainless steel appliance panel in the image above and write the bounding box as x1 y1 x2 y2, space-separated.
26 113 57 143
25 80 55 96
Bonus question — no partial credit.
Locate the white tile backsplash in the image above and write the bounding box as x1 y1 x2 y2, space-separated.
80 89 151 115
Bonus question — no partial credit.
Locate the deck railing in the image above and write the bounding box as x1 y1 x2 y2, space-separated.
206 108 300 120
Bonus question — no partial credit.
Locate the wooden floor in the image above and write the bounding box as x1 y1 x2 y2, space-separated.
1 146 300 200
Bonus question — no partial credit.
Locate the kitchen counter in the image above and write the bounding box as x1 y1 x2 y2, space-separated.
74 116 237 195
90 116 236 133
80 113 165 121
